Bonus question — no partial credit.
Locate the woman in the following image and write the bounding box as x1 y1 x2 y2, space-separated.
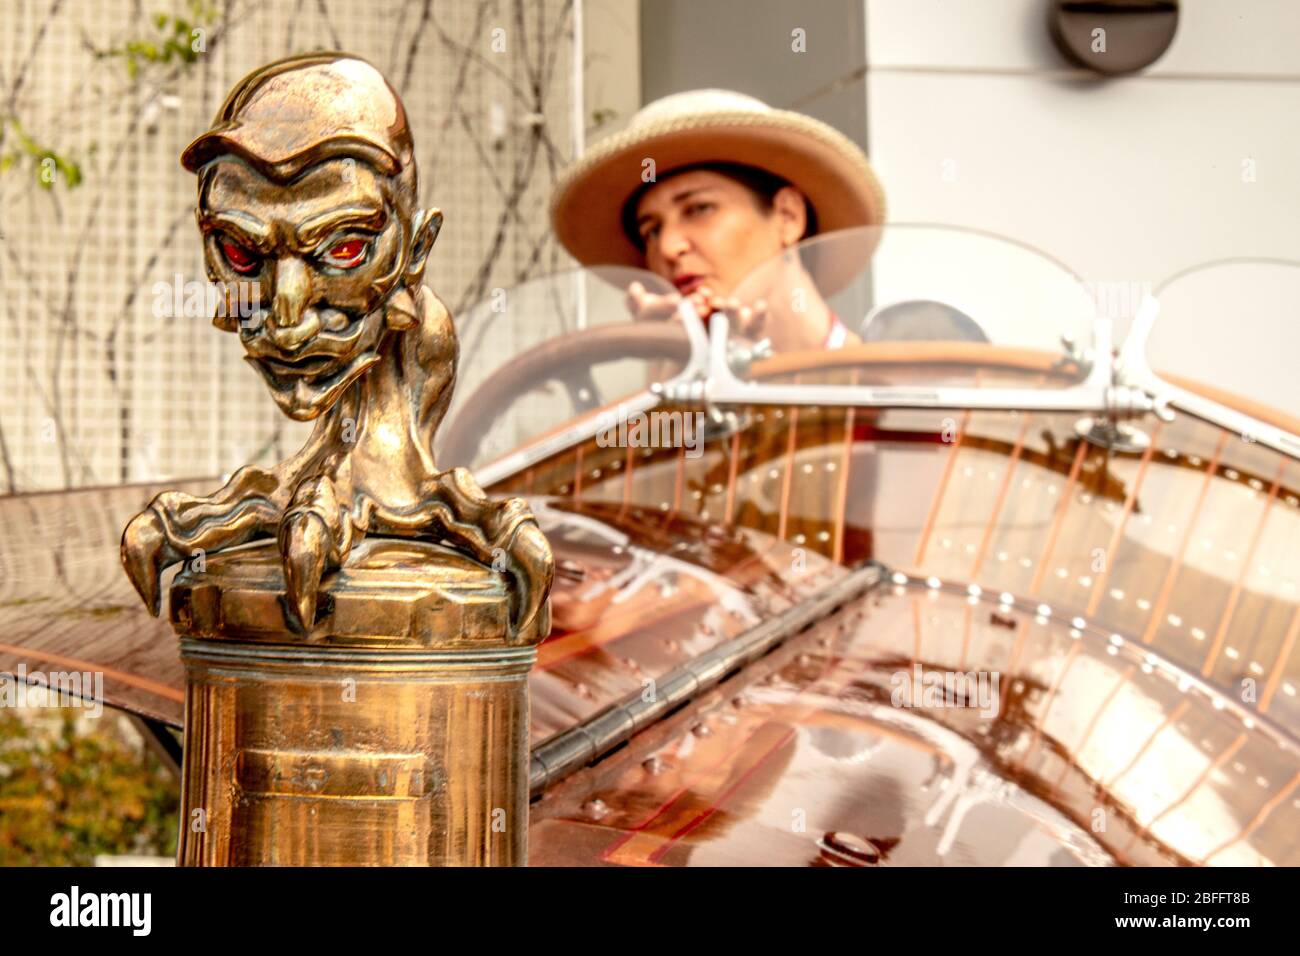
549 89 888 352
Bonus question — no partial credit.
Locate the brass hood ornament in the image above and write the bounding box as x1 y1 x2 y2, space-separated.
120 52 553 641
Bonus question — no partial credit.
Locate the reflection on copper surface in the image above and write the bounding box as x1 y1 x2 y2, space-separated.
4 367 1298 865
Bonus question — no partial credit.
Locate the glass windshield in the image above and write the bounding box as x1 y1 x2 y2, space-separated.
722 224 1097 390
438 225 1103 479
437 266 689 473
1145 258 1300 426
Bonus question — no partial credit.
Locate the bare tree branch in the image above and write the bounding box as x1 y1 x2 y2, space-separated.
399 0 434 94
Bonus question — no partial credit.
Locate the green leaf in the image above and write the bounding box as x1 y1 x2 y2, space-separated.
59 158 82 189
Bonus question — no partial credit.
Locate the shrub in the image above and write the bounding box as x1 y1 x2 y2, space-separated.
0 709 178 866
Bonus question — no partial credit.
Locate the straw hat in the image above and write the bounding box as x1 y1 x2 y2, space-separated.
550 89 887 287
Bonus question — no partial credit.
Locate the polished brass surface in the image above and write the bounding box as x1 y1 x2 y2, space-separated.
170 538 547 648
120 52 553 638
179 640 533 866
175 541 536 866
114 53 554 866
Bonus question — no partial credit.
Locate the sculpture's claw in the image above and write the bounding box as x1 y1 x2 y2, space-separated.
120 508 174 616
501 519 554 641
281 511 328 630
278 475 352 631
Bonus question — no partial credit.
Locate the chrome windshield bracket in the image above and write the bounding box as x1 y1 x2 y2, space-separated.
653 299 714 404
702 310 1116 415
1112 295 1300 462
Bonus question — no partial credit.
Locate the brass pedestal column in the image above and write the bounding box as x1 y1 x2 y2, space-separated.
168 538 545 866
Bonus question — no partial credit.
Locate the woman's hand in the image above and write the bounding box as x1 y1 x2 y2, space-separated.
626 282 768 340
697 288 768 340
625 281 682 322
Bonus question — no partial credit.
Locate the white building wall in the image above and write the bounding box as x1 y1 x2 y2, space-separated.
864 0 1300 355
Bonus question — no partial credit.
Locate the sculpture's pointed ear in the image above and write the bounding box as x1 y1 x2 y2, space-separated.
405 208 443 286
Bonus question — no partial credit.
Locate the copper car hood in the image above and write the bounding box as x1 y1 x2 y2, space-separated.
2 398 1297 867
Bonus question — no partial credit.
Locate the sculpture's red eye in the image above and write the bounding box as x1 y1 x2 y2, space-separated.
221 239 259 274
324 239 367 268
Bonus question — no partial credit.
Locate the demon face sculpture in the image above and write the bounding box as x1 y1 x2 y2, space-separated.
121 53 553 639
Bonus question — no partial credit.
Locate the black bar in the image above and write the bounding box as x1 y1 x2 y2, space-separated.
0 865 1281 942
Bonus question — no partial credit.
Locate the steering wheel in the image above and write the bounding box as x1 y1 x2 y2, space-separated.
439 322 693 469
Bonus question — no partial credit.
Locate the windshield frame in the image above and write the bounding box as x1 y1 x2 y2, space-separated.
461 243 1300 491
1114 257 1300 463
699 306 1117 413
